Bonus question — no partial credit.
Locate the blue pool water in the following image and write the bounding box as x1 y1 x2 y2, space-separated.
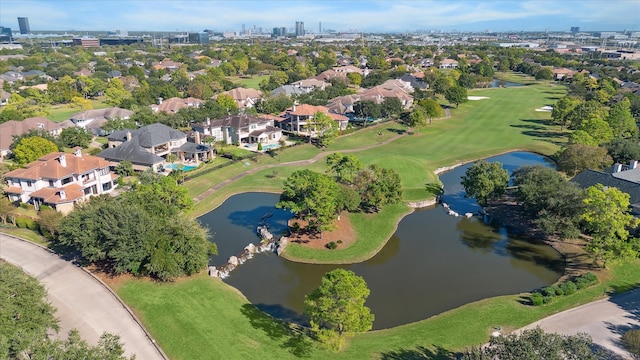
165 163 198 171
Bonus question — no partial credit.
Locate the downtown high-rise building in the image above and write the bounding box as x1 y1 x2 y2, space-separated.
295 21 304 36
17 17 30 34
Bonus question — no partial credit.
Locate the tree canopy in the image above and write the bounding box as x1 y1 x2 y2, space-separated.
460 161 509 206
12 136 59 165
304 268 374 350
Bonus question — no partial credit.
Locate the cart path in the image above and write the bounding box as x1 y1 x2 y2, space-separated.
193 130 406 203
0 233 167 360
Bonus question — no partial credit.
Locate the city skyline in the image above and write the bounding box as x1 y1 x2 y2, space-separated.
0 0 638 33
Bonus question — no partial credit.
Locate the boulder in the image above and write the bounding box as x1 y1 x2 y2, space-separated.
244 243 257 254
208 266 219 278
228 256 239 266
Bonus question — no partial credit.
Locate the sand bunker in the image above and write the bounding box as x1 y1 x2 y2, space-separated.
467 96 490 100
536 105 553 112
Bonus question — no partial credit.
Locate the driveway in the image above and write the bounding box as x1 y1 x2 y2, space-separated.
520 288 640 359
0 233 166 360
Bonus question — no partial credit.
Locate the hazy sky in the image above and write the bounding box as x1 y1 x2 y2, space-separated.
1 0 638 33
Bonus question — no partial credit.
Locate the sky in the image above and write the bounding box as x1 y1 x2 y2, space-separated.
1 0 638 33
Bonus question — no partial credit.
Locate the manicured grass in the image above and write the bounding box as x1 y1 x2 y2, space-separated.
283 203 412 263
228 75 269 90
115 259 640 360
46 99 109 122
0 227 48 246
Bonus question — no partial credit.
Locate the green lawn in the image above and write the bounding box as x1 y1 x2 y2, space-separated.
116 259 640 360
228 75 269 90
46 99 109 122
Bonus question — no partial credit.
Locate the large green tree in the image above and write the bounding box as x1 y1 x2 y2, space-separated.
326 153 364 185
445 85 468 108
460 161 509 206
582 184 640 267
557 144 612 176
513 165 584 239
59 126 93 148
354 164 402 212
304 268 374 350
12 136 59 165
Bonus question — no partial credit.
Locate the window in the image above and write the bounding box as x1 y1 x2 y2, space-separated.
61 177 73 185
102 182 112 191
49 180 55 187
100 168 109 176
26 181 33 187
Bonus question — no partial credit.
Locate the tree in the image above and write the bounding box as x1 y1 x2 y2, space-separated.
326 153 364 184
572 116 613 146
606 98 638 139
353 100 382 120
70 96 93 111
346 72 362 86
311 112 339 147
461 327 598 360
0 263 58 358
215 93 239 113
277 170 341 233
457 72 477 89
606 138 640 164
104 78 132 107
59 126 93 148
552 96 581 130
115 161 134 176
417 98 445 124
354 164 402 212
445 86 468 108
381 97 403 118
582 184 640 266
12 136 59 165
460 161 509 206
513 165 584 239
556 144 612 176
535 67 554 80
304 268 374 350
407 106 426 128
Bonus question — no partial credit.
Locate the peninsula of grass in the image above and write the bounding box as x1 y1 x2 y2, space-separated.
115 259 640 360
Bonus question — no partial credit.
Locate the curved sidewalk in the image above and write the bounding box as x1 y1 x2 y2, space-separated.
0 233 166 360
519 288 640 359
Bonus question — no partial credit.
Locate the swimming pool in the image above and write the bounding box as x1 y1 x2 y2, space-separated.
261 143 280 151
164 163 198 171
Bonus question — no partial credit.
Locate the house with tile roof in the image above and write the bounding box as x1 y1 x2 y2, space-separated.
98 123 213 172
278 104 348 135
192 114 283 146
150 97 204 113
3 149 117 214
214 87 263 109
0 117 64 160
290 79 330 93
439 59 459 69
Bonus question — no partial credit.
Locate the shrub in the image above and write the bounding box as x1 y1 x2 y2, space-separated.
325 241 337 250
552 284 564 296
622 329 640 358
291 221 301 233
337 240 343 244
15 217 38 230
542 286 556 297
530 292 544 306
543 295 554 304
560 281 577 296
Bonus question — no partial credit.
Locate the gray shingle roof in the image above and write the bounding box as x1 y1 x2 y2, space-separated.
97 136 164 166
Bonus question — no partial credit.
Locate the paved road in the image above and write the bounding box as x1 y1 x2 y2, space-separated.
520 288 640 359
0 233 166 360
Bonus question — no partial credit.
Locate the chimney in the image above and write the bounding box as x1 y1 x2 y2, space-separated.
631 160 638 170
195 131 201 144
126 131 132 141
157 97 163 105
58 154 67 167
206 117 210 126
58 190 66 200
614 163 623 173
74 147 82 157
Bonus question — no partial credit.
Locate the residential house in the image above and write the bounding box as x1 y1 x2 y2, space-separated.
150 97 204 113
553 67 577 81
439 59 459 69
571 168 640 215
3 149 117 214
192 114 283 145
271 85 306 97
290 79 330 93
0 89 10 106
215 87 263 109
278 104 348 135
69 107 134 135
98 123 213 172
327 94 360 117
358 86 414 108
0 117 64 160
152 59 183 71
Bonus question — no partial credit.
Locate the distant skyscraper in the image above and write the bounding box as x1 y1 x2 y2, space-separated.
570 26 580 34
295 21 304 36
17 17 30 34
319 22 322 33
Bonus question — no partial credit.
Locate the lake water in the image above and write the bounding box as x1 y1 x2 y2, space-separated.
199 152 563 329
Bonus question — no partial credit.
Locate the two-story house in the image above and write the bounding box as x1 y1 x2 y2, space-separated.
3 149 117 214
98 123 213 172
214 87 263 109
68 107 134 136
278 104 349 135
193 114 283 146
0 117 65 160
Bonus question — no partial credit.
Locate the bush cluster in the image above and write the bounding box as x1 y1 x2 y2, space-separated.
530 272 598 306
15 216 38 231
622 329 640 358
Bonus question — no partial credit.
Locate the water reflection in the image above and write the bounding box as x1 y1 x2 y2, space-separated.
201 152 563 330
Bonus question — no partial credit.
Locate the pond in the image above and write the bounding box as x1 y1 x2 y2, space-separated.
490 79 525 88
199 152 563 330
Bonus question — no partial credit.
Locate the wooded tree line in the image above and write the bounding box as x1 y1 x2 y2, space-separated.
462 162 640 267
50 174 215 281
